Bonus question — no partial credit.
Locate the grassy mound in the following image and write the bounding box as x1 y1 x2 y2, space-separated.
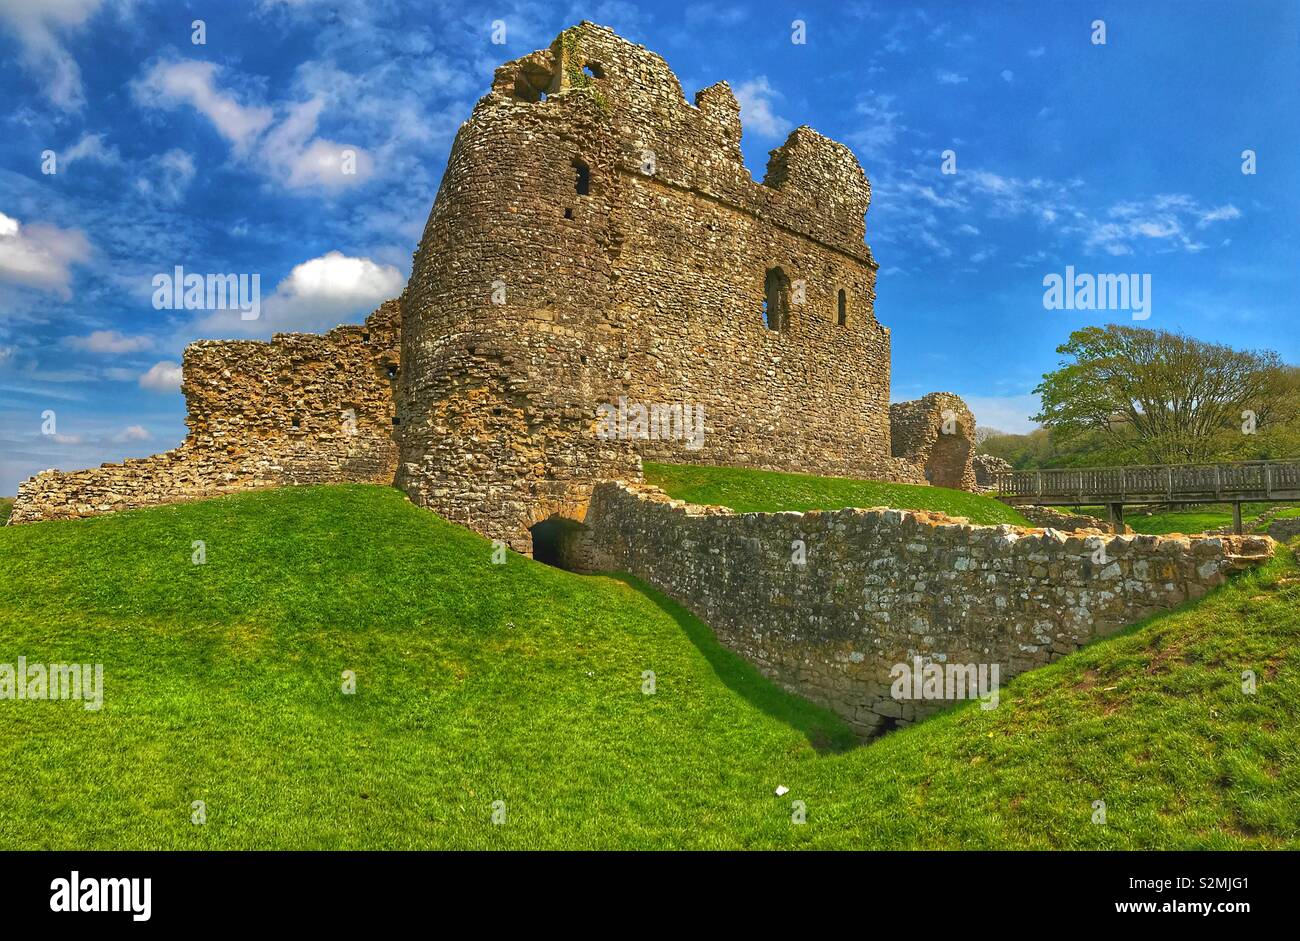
0 484 1295 849
643 462 1029 525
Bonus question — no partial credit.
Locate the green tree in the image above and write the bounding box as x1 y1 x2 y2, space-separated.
1033 325 1289 465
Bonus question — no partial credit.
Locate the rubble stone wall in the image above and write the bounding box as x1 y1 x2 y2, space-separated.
972 453 1013 488
9 302 401 524
890 393 977 491
575 481 1273 737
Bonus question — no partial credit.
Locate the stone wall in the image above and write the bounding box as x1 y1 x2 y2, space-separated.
972 453 1013 488
397 22 926 553
9 302 401 524
890 393 977 491
575 481 1272 737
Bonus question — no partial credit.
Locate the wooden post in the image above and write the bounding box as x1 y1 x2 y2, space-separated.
1233 502 1243 535
1108 502 1124 533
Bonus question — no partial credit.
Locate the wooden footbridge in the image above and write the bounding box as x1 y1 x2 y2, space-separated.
995 459 1300 533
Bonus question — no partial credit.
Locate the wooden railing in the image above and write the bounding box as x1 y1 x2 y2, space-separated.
995 459 1300 505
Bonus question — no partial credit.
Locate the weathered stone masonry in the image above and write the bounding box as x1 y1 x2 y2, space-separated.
396 22 928 552
10 302 400 523
573 481 1273 737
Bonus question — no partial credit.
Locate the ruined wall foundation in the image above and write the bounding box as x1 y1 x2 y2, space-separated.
9 302 401 524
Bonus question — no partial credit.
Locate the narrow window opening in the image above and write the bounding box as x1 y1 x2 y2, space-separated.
573 159 590 196
837 289 847 326
563 207 573 219
583 63 604 79
762 267 791 331
291 416 301 429
391 416 401 427
362 331 370 343
386 364 398 379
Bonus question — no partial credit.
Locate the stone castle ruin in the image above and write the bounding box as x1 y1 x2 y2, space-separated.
9 24 1276 737
11 23 972 545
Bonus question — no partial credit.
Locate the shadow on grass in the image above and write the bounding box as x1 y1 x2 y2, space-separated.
608 573 859 755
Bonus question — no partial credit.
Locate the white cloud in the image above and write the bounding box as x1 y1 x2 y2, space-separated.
259 97 375 189
1000 69 1014 83
134 148 196 204
139 360 182 392
65 329 153 354
1198 204 1241 227
1028 46 1046 57
935 71 968 85
61 132 121 168
733 76 792 141
112 424 150 442
195 251 403 337
133 60 272 152
848 92 908 160
0 210 92 298
132 58 373 191
0 0 111 111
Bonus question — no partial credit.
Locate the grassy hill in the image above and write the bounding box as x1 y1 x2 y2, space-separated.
644 462 1030 525
0 498 11 525
0 484 1296 849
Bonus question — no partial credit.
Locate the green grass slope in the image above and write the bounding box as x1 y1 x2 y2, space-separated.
0 498 12 525
0 484 1296 849
644 462 1030 525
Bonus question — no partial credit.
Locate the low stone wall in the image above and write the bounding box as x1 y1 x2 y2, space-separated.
9 301 401 524
577 482 1272 737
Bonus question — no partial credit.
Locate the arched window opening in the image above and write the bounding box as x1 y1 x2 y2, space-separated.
762 267 791 331
573 159 590 196
837 289 848 326
583 63 605 79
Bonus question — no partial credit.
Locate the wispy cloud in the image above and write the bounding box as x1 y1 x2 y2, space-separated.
732 76 792 140
132 58 375 191
0 0 122 111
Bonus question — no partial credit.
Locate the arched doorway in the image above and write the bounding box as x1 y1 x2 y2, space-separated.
528 515 590 571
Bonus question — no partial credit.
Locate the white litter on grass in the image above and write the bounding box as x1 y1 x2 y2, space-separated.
775 785 789 797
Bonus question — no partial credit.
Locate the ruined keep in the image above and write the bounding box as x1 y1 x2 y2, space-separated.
395 22 934 550
12 23 973 549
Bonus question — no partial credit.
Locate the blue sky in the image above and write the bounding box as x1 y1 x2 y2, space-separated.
1 0 1297 495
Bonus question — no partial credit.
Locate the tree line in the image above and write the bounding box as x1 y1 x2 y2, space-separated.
980 324 1300 469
